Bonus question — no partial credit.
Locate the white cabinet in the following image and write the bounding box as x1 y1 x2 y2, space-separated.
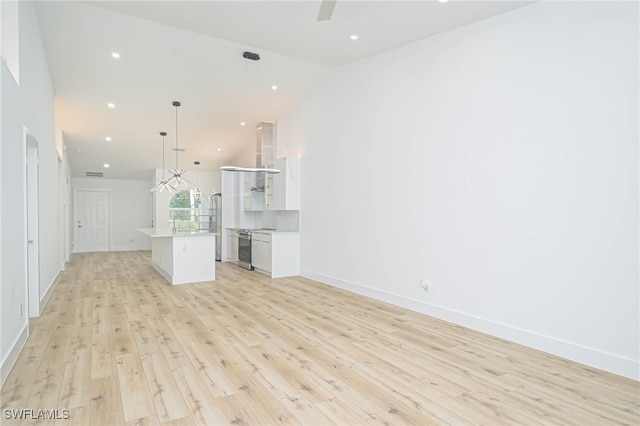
251 232 271 272
139 229 216 285
243 172 265 211
251 231 300 278
225 229 238 261
266 157 300 211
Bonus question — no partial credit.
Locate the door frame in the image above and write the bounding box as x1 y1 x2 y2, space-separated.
73 188 113 253
58 156 68 270
23 127 40 318
61 157 70 266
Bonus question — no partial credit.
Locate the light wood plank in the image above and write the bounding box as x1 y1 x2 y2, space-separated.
0 251 637 426
171 364 230 425
90 331 115 380
140 353 189 423
162 312 239 398
115 353 154 422
22 324 74 421
90 376 125 426
58 405 90 426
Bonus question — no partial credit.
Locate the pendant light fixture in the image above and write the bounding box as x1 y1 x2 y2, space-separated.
166 101 195 189
150 131 177 192
220 165 280 174
220 52 280 175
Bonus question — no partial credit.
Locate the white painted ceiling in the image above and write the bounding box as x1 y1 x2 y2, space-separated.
35 1 532 180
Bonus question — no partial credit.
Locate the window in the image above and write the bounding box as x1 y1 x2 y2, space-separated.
168 189 208 231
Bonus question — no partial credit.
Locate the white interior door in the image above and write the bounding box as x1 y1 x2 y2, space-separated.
26 136 40 317
75 190 110 252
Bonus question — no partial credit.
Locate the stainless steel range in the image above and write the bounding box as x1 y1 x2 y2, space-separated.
235 228 276 270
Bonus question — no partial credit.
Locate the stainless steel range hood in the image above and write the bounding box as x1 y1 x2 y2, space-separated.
220 122 280 174
256 122 274 168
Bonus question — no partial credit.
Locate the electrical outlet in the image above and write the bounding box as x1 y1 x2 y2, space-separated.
421 279 431 293
19 303 23 317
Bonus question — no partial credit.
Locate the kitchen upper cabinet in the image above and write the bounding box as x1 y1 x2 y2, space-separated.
251 231 300 278
266 157 300 211
243 172 265 211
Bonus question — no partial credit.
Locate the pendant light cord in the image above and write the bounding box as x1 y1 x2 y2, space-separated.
162 134 166 180
175 105 179 170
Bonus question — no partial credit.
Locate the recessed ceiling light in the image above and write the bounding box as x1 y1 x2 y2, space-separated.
350 34 359 40
107 102 115 108
240 121 246 126
111 52 120 59
103 163 110 168
438 0 449 3
74 148 82 153
217 148 222 152
271 85 278 90
194 161 200 165
105 136 112 141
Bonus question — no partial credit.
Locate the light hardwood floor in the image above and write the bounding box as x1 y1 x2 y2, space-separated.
1 251 638 425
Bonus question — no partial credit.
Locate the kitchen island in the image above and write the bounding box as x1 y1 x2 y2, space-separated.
138 228 216 285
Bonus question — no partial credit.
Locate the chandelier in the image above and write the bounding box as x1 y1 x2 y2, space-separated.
166 101 195 189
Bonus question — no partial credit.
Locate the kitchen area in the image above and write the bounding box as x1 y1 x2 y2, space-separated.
220 122 302 278
144 121 300 285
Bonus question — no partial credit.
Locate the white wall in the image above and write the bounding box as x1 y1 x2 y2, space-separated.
278 1 639 379
1 0 20 84
233 140 260 169
1 1 68 384
72 178 152 251
63 140 72 264
0 17 25 388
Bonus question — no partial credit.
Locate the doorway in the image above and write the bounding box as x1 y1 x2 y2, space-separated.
74 189 111 252
25 132 40 317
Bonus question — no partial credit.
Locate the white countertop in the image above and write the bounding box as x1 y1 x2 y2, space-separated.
251 230 299 235
138 228 217 238
226 227 298 235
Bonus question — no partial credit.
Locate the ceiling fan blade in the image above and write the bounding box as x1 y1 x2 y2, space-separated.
317 0 336 21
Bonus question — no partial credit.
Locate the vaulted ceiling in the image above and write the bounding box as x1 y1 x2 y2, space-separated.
35 1 532 180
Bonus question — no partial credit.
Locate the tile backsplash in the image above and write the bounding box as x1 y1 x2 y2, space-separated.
253 210 300 232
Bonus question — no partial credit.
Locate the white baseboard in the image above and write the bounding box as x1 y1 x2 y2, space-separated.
0 323 28 387
301 268 639 381
151 260 172 284
39 271 61 315
110 245 151 252
73 246 150 254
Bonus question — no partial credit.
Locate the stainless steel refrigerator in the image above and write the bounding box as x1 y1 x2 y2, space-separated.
210 193 222 261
